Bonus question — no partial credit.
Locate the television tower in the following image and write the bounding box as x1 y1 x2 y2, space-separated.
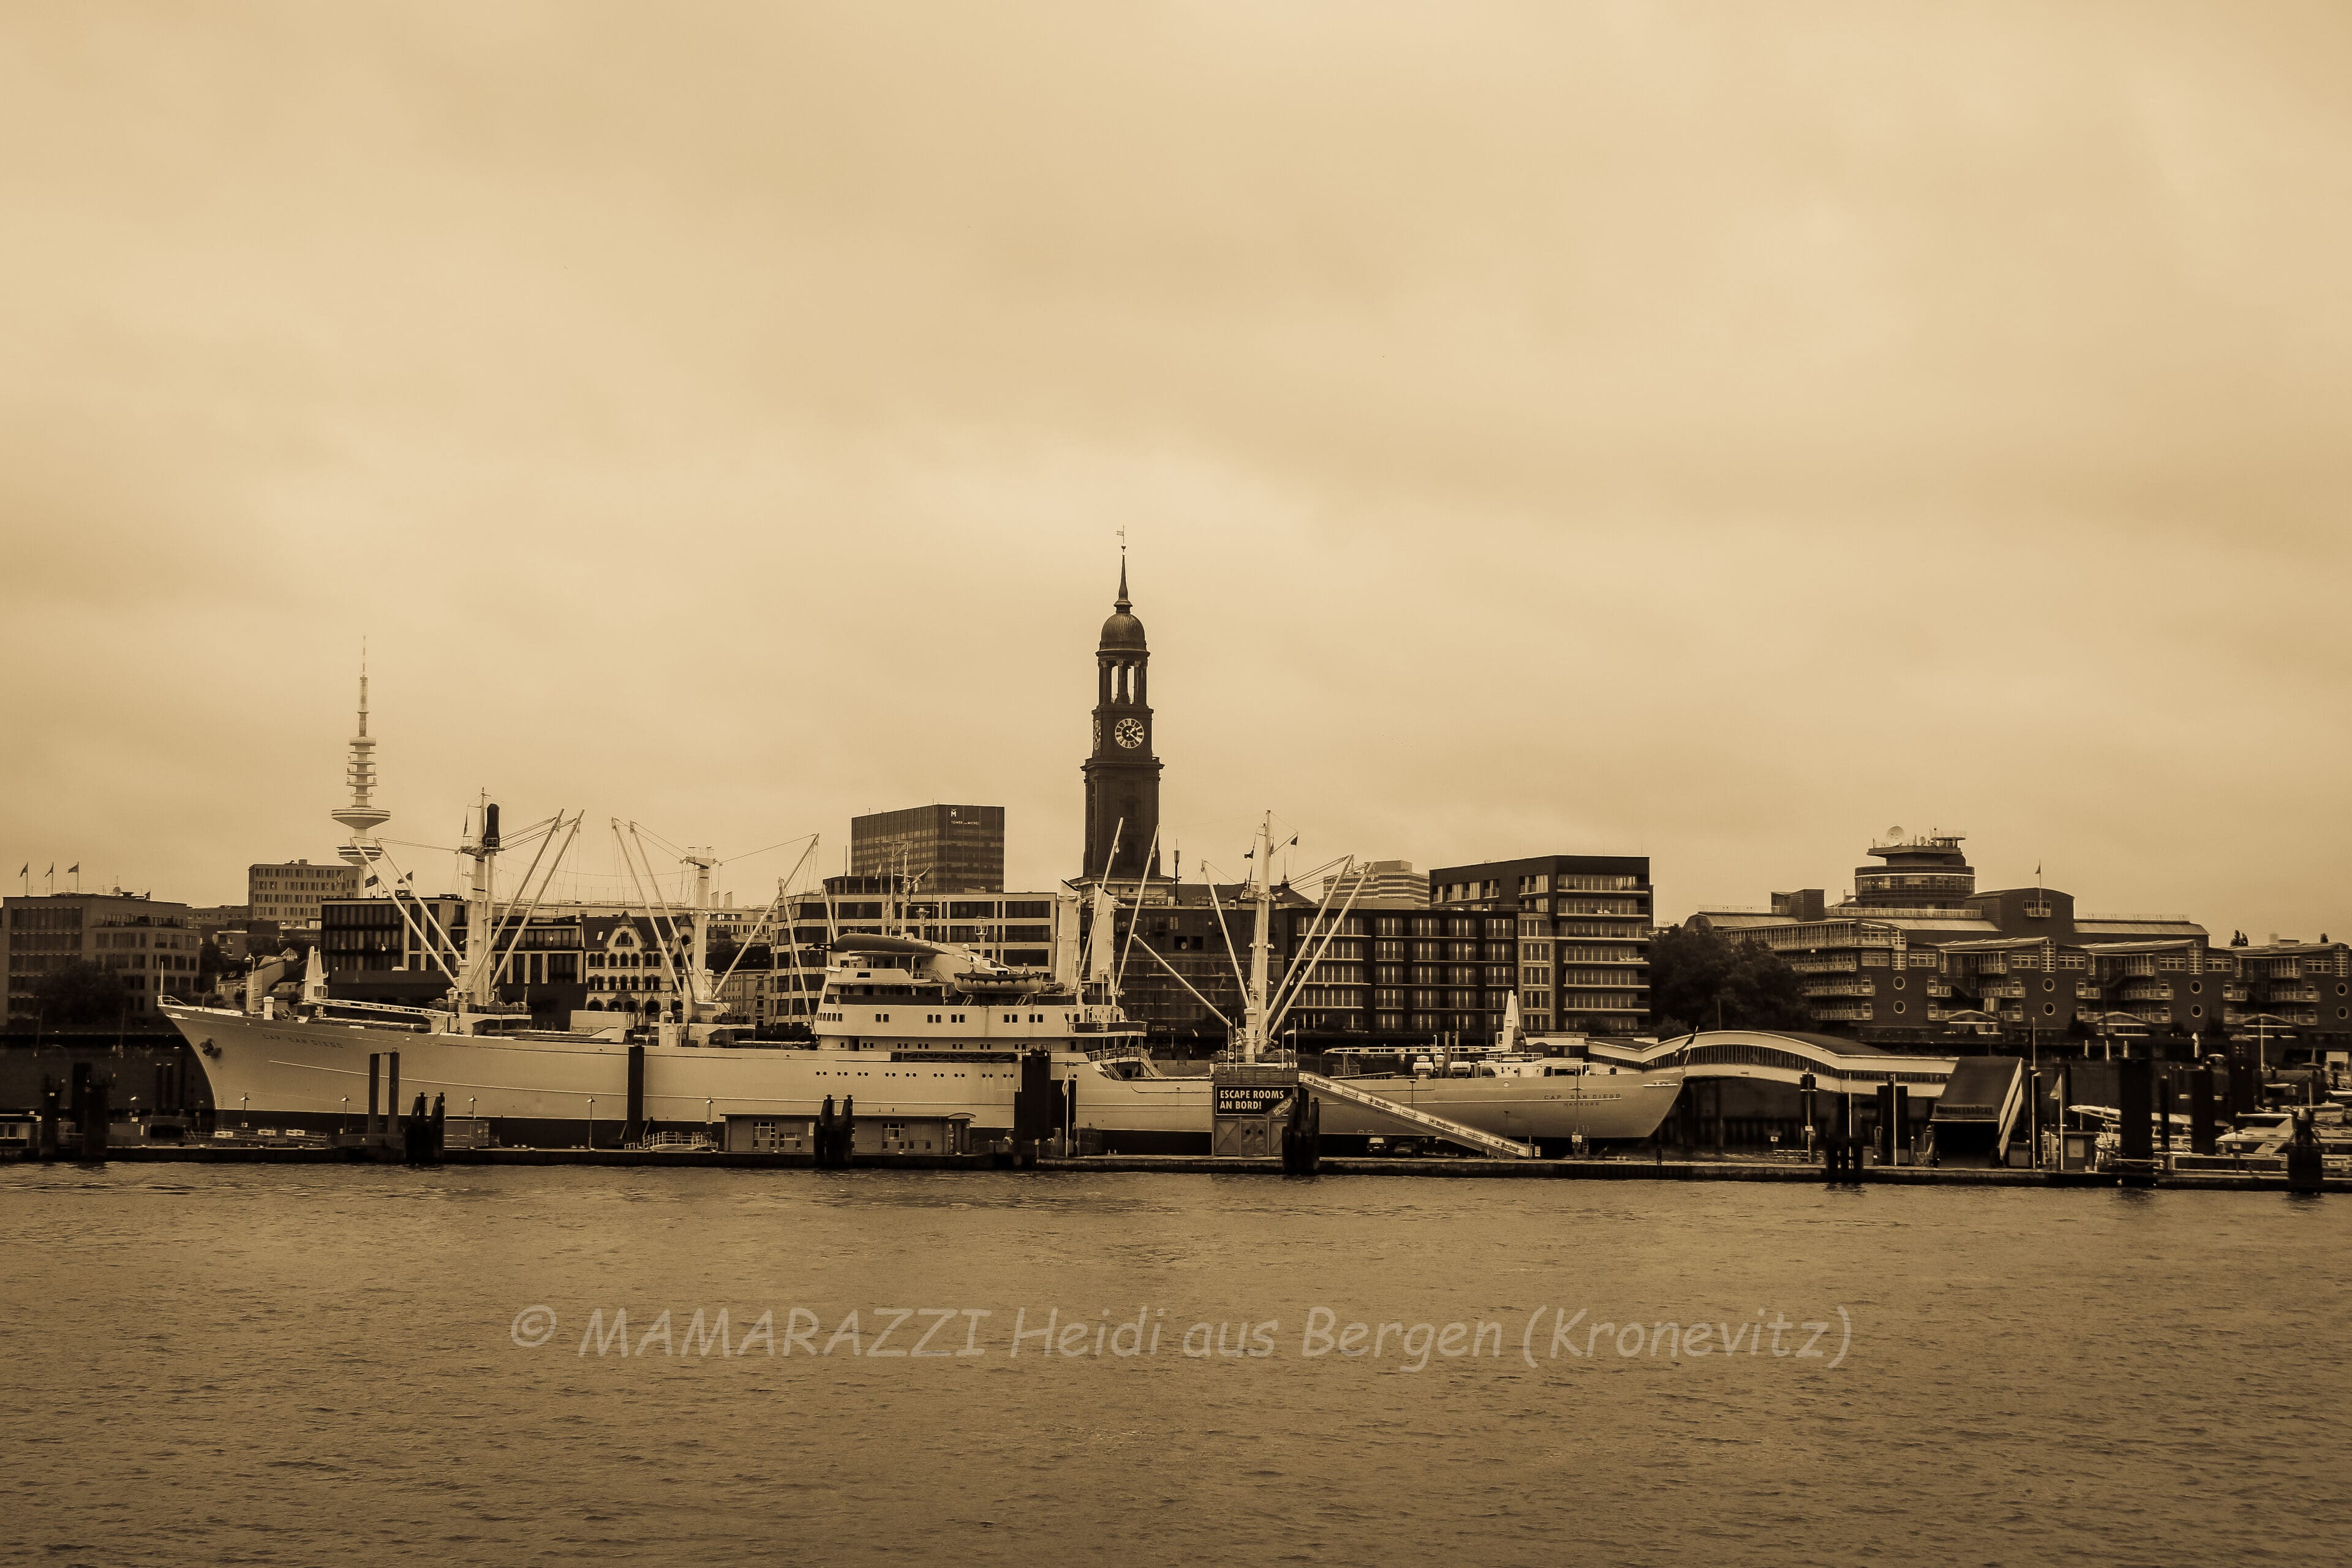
332 647 391 872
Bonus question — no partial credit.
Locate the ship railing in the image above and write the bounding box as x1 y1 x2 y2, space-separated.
311 998 443 1020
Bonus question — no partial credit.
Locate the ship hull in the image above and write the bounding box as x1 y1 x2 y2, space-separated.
1308 1070 1686 1145
164 1004 1036 1137
164 1005 1683 1153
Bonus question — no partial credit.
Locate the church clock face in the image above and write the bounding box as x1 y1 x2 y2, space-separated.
1115 716 1145 749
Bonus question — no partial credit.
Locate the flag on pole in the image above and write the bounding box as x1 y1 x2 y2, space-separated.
66 863 78 874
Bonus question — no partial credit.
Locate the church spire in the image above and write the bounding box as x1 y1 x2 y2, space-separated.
1084 543 1160 882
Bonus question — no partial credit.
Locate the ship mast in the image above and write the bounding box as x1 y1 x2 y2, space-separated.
1238 813 1275 1062
685 848 715 1017
461 791 500 1011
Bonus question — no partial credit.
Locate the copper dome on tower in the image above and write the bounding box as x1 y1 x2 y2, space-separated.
1098 558 1147 650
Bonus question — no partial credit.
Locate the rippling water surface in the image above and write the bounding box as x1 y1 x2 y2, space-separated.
4 1165 2345 1566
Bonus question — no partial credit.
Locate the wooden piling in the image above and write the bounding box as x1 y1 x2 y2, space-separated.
81 1076 111 1161
1281 1084 1320 1175
2118 1058 2153 1163
624 1042 646 1145
38 1079 61 1159
2285 1110 2324 1194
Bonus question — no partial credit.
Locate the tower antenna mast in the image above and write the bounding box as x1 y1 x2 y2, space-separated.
333 641 392 878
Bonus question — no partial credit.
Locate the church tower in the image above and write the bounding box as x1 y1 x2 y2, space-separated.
1083 558 1163 881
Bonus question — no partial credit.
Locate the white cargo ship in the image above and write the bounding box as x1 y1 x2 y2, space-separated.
167 680 1683 1155
163 975 1683 1154
165 805 1681 1152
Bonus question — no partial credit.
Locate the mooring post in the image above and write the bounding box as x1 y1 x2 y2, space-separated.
2118 1058 2152 1165
2157 1065 2173 1164
81 1076 111 1162
367 1054 382 1136
624 1042 646 1147
1281 1084 1319 1175
2190 1065 2217 1156
1826 1091 1856 1180
2054 1060 2071 1170
387 1051 402 1142
2227 1042 2256 1118
1012 1049 1051 1167
2285 1109 2323 1195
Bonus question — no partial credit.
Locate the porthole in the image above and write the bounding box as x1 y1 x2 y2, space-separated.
2190 1005 2203 1018
2340 1007 2349 1020
1891 977 1905 991
1891 1001 1905 1015
2043 1003 2056 1016
2042 978 2055 992
2338 983 2348 997
2189 981 2201 995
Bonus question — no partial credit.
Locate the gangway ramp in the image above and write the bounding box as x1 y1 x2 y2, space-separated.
1928 1057 2027 1164
1298 1072 1539 1159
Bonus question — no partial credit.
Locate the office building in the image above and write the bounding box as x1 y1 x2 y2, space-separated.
850 805 1006 894
248 860 362 933
1428 855 1655 1036
1687 832 2226 1047
2 890 200 1025
1321 860 1427 908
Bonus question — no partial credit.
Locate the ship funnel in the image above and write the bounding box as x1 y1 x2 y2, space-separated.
483 802 501 851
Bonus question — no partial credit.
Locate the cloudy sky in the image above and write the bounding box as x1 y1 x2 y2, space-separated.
3 2 2346 935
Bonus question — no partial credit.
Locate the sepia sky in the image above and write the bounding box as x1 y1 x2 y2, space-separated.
3 2 2348 937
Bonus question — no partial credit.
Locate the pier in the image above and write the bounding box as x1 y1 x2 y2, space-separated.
20 1140 2344 1189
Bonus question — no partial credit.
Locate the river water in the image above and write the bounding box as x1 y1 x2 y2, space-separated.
4 1165 2345 1566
